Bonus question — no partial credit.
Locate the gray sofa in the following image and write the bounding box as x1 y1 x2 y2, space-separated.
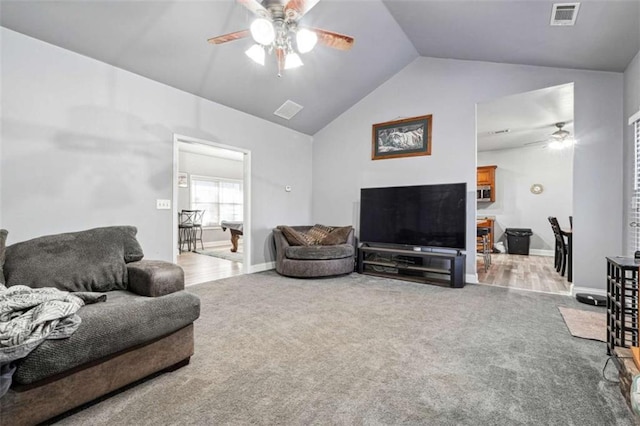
273 226 355 277
0 226 200 425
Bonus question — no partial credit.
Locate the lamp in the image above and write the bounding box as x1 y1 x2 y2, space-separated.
245 44 265 65
296 28 318 54
245 15 317 75
284 52 303 69
250 18 275 45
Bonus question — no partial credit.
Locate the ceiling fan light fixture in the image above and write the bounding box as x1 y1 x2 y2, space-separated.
245 44 265 65
296 28 318 53
550 121 570 140
250 18 275 45
284 52 303 69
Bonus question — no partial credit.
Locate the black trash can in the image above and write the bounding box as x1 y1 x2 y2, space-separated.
505 228 533 255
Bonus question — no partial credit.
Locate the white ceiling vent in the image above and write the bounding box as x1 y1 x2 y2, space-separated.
274 100 303 120
550 3 580 26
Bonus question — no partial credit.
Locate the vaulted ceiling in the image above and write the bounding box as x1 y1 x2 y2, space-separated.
1 0 638 136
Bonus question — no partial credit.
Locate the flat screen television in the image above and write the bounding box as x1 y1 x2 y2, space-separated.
360 183 467 250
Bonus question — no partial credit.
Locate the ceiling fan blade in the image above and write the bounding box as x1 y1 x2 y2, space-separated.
237 0 269 17
207 29 250 45
308 27 355 51
285 0 321 18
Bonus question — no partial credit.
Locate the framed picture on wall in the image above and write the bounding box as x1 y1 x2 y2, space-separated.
178 172 188 188
372 114 432 160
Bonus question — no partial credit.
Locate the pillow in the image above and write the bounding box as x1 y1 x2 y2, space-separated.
4 226 144 292
277 226 315 246
0 229 7 286
306 224 334 244
320 226 353 245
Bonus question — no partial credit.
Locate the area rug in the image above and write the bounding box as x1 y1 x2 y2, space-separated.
55 274 633 425
558 306 606 342
195 247 243 263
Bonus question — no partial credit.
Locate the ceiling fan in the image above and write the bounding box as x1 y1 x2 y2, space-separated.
523 122 574 149
208 0 355 76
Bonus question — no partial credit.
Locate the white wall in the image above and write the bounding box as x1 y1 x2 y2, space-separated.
624 50 640 255
177 151 243 245
478 146 573 252
0 28 313 266
312 56 623 290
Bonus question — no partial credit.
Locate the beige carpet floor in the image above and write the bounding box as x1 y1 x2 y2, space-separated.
54 272 633 425
559 306 607 342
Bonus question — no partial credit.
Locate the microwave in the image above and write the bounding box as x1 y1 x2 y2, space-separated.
477 185 492 202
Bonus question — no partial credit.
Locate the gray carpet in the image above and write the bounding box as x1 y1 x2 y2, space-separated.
57 272 634 425
196 247 243 263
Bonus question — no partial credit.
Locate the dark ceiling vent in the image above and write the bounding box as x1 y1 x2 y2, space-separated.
550 3 580 26
274 100 303 120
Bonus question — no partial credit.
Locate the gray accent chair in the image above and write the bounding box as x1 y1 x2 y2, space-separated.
273 226 356 278
0 226 200 425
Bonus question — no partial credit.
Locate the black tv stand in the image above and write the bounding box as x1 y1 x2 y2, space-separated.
357 244 466 288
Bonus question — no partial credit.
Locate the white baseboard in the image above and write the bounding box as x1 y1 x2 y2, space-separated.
529 249 554 257
466 273 478 284
248 262 275 274
572 286 607 297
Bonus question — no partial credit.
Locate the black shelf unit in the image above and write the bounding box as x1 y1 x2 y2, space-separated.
358 244 466 288
606 256 639 355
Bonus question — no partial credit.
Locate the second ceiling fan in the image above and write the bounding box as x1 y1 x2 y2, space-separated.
208 0 355 76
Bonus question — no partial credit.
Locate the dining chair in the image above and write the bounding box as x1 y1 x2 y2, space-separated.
178 210 196 253
477 227 491 272
191 209 205 251
548 216 568 277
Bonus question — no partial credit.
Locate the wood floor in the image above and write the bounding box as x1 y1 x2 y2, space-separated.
477 253 571 294
177 246 243 286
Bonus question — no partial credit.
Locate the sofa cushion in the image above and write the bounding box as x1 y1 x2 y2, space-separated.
0 229 7 286
4 226 144 292
285 244 354 260
278 226 315 246
321 226 353 245
12 289 201 385
306 224 334 244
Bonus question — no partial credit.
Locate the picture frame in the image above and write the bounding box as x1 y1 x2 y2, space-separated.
178 172 188 188
372 114 432 160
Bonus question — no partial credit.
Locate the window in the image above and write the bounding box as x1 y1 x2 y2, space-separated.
630 111 640 254
190 175 243 227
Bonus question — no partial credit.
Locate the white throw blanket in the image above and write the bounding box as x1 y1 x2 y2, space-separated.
0 284 106 397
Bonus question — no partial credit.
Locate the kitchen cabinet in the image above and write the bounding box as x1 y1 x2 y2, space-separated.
477 165 497 202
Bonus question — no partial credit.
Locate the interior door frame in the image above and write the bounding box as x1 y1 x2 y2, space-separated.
172 134 251 274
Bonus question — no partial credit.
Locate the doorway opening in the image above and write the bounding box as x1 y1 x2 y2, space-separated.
475 83 574 295
172 134 251 285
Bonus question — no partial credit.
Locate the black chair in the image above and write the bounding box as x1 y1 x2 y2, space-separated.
548 216 568 277
178 210 196 253
477 227 491 272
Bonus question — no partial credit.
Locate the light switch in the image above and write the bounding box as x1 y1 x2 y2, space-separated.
156 199 171 209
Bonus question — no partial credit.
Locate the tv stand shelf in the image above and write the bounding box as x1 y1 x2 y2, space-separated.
358 245 466 288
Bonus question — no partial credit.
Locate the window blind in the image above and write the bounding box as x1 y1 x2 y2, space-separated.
630 117 640 254
190 176 243 227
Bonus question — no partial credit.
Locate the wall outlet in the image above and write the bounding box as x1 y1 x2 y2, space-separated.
156 199 171 209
